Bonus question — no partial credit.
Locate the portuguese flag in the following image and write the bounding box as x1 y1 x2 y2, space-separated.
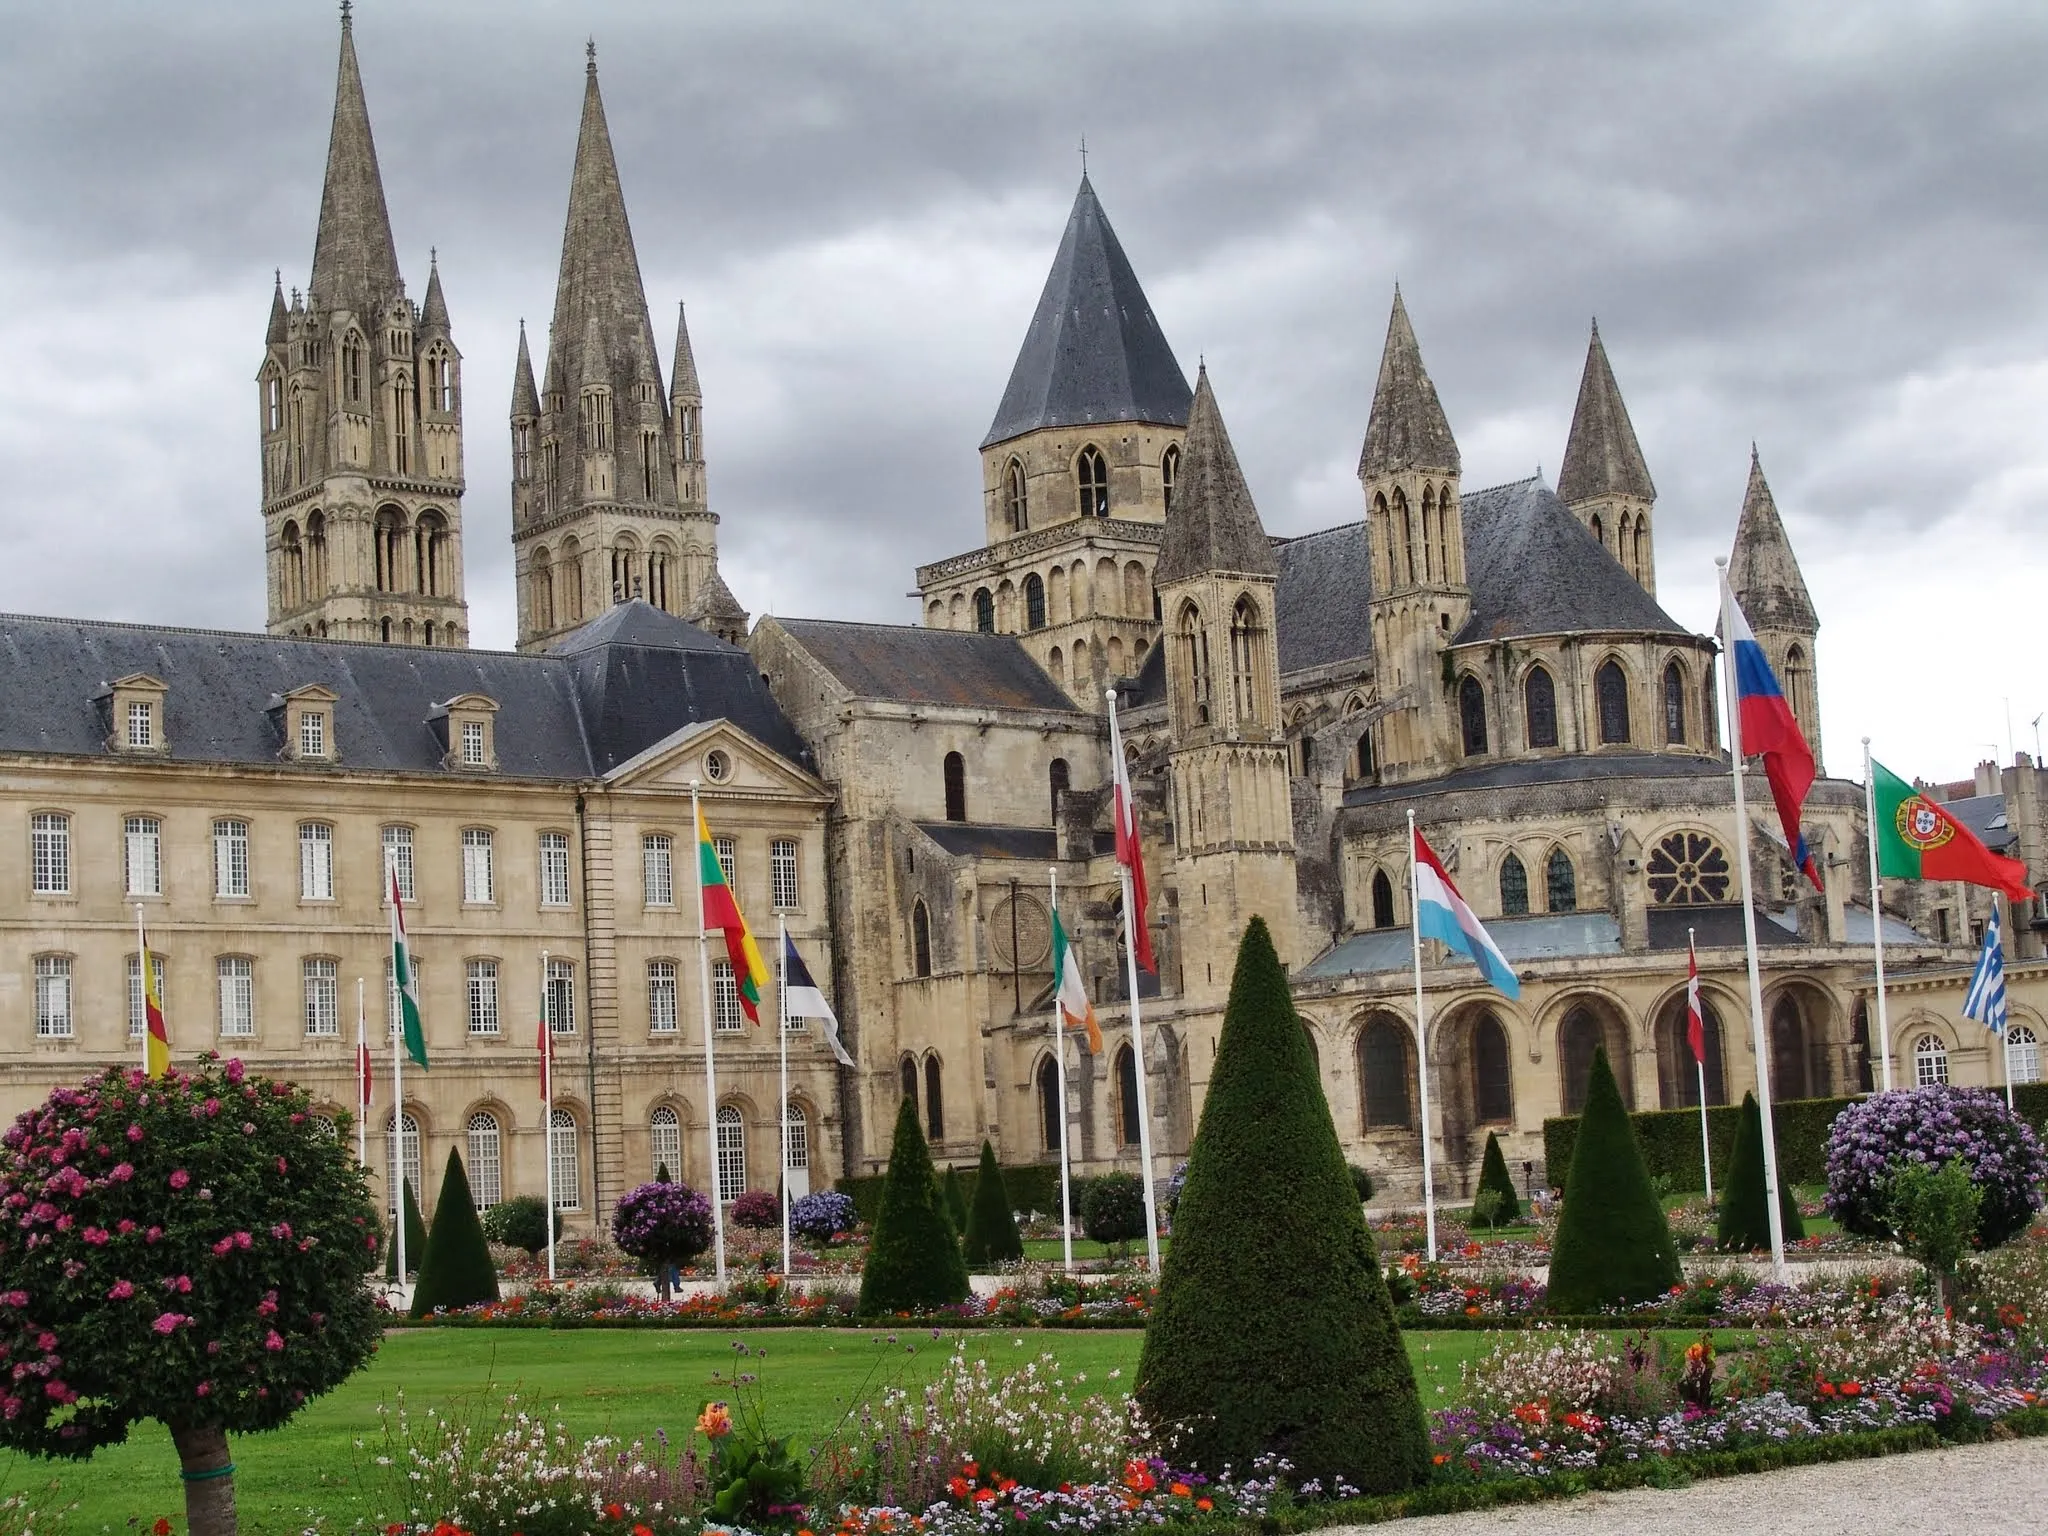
1872 758 2031 901
697 807 769 1022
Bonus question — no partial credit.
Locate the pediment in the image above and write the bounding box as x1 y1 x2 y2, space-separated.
603 719 828 803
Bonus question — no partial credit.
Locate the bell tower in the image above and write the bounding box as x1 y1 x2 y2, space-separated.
1728 447 1822 768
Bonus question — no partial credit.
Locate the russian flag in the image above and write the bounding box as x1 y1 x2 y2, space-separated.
1413 828 1520 998
1722 578 1821 890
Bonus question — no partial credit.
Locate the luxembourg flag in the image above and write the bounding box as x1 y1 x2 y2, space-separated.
1721 574 1821 890
1412 828 1520 998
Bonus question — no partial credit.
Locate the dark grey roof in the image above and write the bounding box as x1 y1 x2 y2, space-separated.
1274 523 1375 674
1126 639 1166 708
981 176 1192 449
1727 449 1816 633
1648 906 1805 951
555 598 735 655
777 619 1078 712
1557 322 1655 505
1343 750 1723 808
309 13 403 322
1300 913 1622 980
1155 367 1276 585
916 823 1058 861
1454 477 1690 645
1358 289 1460 478
1942 793 2015 853
0 603 809 781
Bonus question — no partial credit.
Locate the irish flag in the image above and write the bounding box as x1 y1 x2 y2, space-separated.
698 807 769 1022
140 927 170 1078
1051 910 1102 1054
1872 758 2031 901
1413 827 1521 998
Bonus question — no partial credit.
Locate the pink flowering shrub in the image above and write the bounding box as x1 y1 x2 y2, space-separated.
0 1055 381 1460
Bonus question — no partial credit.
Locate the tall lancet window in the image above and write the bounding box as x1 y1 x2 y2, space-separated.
1161 444 1181 516
1005 459 1028 533
1229 597 1263 725
1076 446 1109 518
1180 605 1211 725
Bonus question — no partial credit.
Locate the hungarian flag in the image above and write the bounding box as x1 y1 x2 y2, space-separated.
140 927 169 1078
1721 575 1821 891
1871 758 2031 901
1051 910 1102 1053
698 807 769 1022
1105 698 1156 974
537 1014 555 1105
389 865 428 1069
1685 936 1705 1066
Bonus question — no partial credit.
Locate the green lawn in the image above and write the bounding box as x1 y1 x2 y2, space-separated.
1019 1237 1174 1263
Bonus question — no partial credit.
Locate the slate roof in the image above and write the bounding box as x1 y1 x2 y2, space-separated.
1557 322 1655 504
1647 906 1806 951
1941 793 2015 854
1126 640 1167 708
982 176 1192 449
776 620 1080 712
1343 750 1723 809
0 602 809 781
1358 289 1460 478
917 823 1058 861
1156 367 1277 585
1299 913 1623 980
1273 523 1375 674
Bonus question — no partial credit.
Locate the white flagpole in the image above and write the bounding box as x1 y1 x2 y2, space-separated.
542 948 557 1285
134 903 149 1078
1049 866 1075 1276
689 778 728 1283
1408 810 1438 1263
1998 896 2015 1111
1863 737 1894 1092
1106 693 1162 1276
1691 930 1713 1206
356 979 368 1171
1718 559 1787 1280
386 853 407 1291
778 915 792 1280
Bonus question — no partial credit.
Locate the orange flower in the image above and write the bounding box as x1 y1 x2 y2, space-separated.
1169 1482 1192 1497
1122 1459 1156 1494
1196 1499 1213 1512
1432 1454 1448 1466
697 1402 734 1439
948 1477 971 1499
973 1488 997 1505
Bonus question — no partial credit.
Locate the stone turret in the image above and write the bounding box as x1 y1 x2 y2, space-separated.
1728 448 1822 766
1558 320 1657 593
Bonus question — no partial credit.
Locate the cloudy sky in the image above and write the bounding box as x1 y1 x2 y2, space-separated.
2 1 2044 782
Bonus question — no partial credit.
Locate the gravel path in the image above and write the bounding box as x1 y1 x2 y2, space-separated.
1324 1438 2048 1533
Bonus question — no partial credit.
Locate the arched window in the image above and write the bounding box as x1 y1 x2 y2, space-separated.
1589 512 1604 550
1076 445 1109 517
715 1105 745 1201
1596 660 1630 744
1229 597 1263 723
466 1111 502 1209
1038 1056 1063 1151
943 752 967 822
305 512 327 597
649 1104 682 1181
911 900 933 978
1663 661 1687 745
1499 853 1529 916
1047 646 1064 686
1124 561 1148 619
416 511 450 598
342 332 365 405
1357 727 1376 779
1161 444 1180 515
899 1054 920 1114
1420 486 1437 582
381 617 393 643
1772 995 1813 1098
1783 645 1815 740
280 521 304 611
549 1108 581 1209
784 1102 809 1176
1633 519 1647 578
2008 1025 2041 1086
1659 996 1727 1108
1647 831 1733 905
1458 675 1488 756
1558 1008 1602 1114
1005 458 1028 532
923 1054 945 1142
647 544 672 611
1049 757 1070 824
374 507 407 593
973 588 995 634
1024 573 1047 630
1358 1016 1412 1128
1913 1032 1949 1088
1179 605 1211 725
1115 1043 1141 1147
1525 666 1558 749
1394 490 1416 583
1473 1011 1513 1123
385 1111 421 1218
1371 868 1396 930
1545 846 1577 913
531 547 554 632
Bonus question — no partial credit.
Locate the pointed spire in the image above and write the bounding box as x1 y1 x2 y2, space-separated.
309 8 402 320
420 251 450 331
1728 447 1816 632
1156 366 1277 585
982 175 1191 449
1557 320 1654 504
266 270 289 345
685 565 749 628
671 301 700 399
510 320 539 417
1358 288 1459 478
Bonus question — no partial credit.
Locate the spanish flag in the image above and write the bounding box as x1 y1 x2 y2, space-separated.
698 807 769 1023
141 927 170 1077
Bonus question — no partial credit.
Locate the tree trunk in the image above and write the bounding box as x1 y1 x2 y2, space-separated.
171 1421 237 1536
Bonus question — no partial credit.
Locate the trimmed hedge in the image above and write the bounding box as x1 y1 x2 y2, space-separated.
1716 1092 1804 1251
1545 1046 1681 1312
840 1161 1068 1225
1476 1132 1520 1225
412 1149 500 1316
856 1096 970 1316
963 1140 1025 1267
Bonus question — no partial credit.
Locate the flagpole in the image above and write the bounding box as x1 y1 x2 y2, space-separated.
1862 737 1894 1092
542 948 557 1285
1691 929 1713 1206
690 778 729 1284
1050 866 1075 1276
133 902 148 1078
778 915 792 1280
1719 559 1787 1280
1408 810 1438 1263
356 978 368 1171
1998 896 2015 1111
386 852 407 1293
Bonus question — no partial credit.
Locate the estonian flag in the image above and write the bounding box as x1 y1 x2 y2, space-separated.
781 932 856 1067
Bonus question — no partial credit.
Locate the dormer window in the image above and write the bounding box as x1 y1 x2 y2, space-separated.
106 674 170 756
435 694 499 773
278 684 339 764
300 711 327 758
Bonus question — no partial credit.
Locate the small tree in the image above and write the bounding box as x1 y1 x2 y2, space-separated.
410 1149 500 1317
1081 1172 1148 1250
1476 1131 1520 1225
789 1190 858 1246
1715 1092 1804 1252
731 1190 781 1230
1825 1086 2046 1248
383 1176 428 1281
1135 918 1429 1492
1890 1157 1982 1307
962 1140 1024 1268
857 1096 969 1316
1546 1046 1682 1312
0 1057 382 1535
612 1180 714 1301
941 1164 970 1236
481 1193 558 1256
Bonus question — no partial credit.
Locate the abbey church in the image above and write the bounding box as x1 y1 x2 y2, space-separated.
1 12 2043 1226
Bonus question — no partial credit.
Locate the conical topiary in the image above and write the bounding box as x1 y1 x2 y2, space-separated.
941 1164 969 1236
1547 1046 1682 1311
1476 1131 1521 1225
384 1176 428 1280
1716 1092 1805 1251
857 1096 970 1316
411 1148 501 1316
1135 917 1430 1491
962 1139 1024 1268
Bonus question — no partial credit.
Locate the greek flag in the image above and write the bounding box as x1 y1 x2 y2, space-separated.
1962 901 2009 1036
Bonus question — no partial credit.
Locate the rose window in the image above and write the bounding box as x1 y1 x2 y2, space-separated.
1647 830 1732 905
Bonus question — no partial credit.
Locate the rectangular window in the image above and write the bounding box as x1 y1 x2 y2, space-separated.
648 960 678 1034
712 959 743 1033
34 955 72 1038
466 959 499 1036
382 825 416 903
299 711 327 758
714 835 738 892
545 958 576 1035
460 720 487 767
462 828 494 904
643 833 674 906
125 815 162 897
217 956 255 1038
303 958 339 1037
213 818 250 898
127 951 165 1039
32 813 70 895
771 838 800 911
126 701 154 748
538 831 571 908
299 822 335 901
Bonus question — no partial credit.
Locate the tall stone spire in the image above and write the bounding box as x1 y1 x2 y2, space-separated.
308 5 403 320
672 301 701 398
265 271 288 345
1359 287 1460 478
1557 320 1657 592
670 302 707 511
510 321 539 418
1156 366 1277 585
1728 448 1816 633
419 251 451 332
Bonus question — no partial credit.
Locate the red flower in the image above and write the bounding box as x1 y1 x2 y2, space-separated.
604 1504 625 1521
153 1521 172 1536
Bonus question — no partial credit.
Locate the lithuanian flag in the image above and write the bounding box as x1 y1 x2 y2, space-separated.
1872 758 2031 901
697 807 769 1022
